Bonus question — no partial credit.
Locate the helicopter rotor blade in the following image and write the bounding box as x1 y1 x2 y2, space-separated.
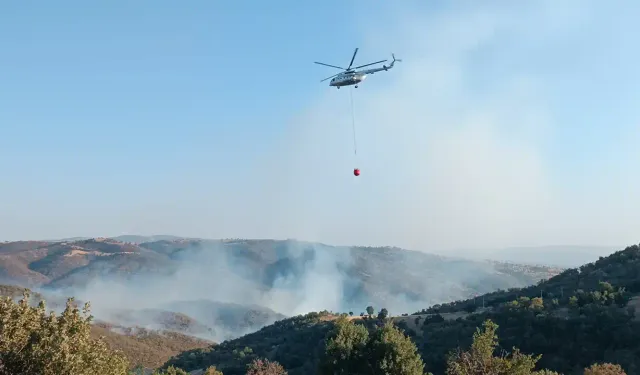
314 61 346 70
347 48 359 70
352 59 387 70
321 73 341 82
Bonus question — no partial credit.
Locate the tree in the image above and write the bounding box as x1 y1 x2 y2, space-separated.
152 367 188 375
203 366 224 375
377 308 389 320
319 318 426 375
569 296 579 307
0 290 129 375
366 306 374 317
446 319 544 375
366 322 426 375
246 358 287 375
349 311 354 316
530 297 544 310
319 317 369 375
584 363 627 375
599 281 615 294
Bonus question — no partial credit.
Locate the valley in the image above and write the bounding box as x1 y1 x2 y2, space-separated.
0 235 567 372
1 238 638 374
163 242 640 374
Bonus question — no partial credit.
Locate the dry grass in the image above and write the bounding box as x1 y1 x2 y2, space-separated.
392 312 472 336
91 322 213 369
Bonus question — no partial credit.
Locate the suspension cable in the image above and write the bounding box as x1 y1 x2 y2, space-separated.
349 87 357 156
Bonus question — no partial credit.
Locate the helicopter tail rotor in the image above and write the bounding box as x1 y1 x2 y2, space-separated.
386 53 402 69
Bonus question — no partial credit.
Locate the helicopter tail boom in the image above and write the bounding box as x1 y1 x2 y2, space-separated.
357 53 402 75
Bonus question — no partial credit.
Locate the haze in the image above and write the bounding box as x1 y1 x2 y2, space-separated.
31 238 561 342
1 1 638 257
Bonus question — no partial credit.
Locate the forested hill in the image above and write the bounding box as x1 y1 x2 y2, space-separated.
162 243 640 375
419 243 640 315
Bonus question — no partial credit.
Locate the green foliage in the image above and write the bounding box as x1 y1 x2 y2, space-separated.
407 244 640 374
507 296 544 311
420 244 640 316
319 318 426 375
204 366 225 375
319 317 369 375
366 306 374 317
152 366 188 375
164 312 332 374
378 307 389 320
446 320 541 375
130 364 145 374
417 301 639 374
444 319 626 375
366 322 427 374
0 290 129 375
150 364 224 375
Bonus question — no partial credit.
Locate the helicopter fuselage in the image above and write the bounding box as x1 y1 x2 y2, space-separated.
330 73 367 88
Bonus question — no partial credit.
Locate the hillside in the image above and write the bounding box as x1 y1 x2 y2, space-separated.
91 321 212 369
0 236 564 362
0 237 562 313
97 308 216 338
163 312 334 374
417 243 640 315
163 243 640 375
102 302 288 342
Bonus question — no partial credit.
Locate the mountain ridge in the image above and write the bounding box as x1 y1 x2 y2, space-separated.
0 236 563 346
27 235 616 266
162 242 640 375
0 237 563 296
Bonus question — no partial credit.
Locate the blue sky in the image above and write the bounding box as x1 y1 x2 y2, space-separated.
1 1 639 253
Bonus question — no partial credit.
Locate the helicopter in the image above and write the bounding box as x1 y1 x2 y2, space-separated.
314 48 401 89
